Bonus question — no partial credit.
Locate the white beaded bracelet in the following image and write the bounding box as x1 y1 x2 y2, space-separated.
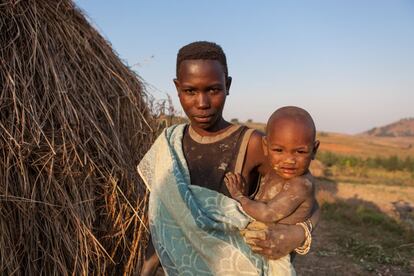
294 219 313 255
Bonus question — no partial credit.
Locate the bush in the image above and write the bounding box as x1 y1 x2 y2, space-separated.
317 152 414 172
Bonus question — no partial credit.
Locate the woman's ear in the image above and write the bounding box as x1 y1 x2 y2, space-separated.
173 78 180 92
226 76 232 95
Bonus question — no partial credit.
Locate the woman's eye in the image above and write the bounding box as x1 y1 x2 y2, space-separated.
184 89 195 94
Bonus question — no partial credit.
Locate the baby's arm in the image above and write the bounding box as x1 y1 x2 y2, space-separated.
224 172 247 201
225 172 312 223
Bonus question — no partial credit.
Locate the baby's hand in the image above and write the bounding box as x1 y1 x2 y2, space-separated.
224 172 246 201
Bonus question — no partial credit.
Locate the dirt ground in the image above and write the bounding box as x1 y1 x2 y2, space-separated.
294 179 414 276
318 180 414 220
294 219 414 276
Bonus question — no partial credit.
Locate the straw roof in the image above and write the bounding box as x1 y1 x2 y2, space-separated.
1 0 154 274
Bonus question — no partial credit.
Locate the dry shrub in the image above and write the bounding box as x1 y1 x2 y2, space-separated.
0 0 155 274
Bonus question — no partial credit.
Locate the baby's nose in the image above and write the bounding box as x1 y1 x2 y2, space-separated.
284 158 296 164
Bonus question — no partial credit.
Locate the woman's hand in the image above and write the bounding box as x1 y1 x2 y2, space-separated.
241 221 304 260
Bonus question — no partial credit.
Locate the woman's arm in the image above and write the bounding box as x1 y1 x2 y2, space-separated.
140 236 160 276
242 201 320 259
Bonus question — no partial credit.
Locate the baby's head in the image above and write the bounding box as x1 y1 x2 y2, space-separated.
262 106 319 179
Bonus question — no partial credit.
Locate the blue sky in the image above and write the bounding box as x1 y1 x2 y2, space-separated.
76 0 414 134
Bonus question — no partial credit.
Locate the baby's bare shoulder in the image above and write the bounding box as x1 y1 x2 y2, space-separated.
286 174 314 194
292 174 313 186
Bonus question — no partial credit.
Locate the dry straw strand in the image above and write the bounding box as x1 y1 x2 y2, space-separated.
1 0 156 274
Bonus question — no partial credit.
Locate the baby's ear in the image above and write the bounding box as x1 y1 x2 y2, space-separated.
262 136 268 156
311 140 320 159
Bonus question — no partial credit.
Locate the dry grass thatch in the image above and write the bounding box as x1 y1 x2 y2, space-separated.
0 0 155 274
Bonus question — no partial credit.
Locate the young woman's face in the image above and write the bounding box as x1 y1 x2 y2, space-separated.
174 59 231 135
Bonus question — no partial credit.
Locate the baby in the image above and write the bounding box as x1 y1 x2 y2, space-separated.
225 106 319 274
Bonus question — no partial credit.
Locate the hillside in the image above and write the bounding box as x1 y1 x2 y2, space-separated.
362 118 414 137
316 132 414 158
244 121 414 158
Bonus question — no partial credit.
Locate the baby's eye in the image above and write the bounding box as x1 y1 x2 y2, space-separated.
272 148 283 153
297 150 308 154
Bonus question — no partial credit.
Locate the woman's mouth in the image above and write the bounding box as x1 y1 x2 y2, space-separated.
194 115 214 123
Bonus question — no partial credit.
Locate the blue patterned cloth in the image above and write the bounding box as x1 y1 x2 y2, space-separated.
138 124 268 276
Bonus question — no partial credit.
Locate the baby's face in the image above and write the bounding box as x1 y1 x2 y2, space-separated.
263 119 318 179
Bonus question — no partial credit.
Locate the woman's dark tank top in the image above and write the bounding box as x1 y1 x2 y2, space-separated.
182 124 251 197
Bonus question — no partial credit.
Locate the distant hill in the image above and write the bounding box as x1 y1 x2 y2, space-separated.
243 120 414 158
362 118 414 137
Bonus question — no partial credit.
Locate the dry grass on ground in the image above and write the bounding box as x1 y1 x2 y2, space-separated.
295 176 414 275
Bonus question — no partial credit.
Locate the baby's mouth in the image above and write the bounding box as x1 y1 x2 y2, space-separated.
275 166 297 175
282 167 296 172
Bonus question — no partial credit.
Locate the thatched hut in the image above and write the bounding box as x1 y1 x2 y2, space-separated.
0 0 154 274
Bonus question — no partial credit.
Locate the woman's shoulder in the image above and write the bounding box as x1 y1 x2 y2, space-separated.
244 128 267 174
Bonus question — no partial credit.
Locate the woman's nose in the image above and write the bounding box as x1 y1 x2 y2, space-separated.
196 92 210 108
